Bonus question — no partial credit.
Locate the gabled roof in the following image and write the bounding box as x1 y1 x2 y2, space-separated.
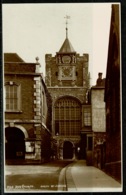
59 38 76 53
4 53 25 62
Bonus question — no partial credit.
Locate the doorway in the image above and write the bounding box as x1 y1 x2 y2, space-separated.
80 134 87 159
5 127 25 159
63 141 73 159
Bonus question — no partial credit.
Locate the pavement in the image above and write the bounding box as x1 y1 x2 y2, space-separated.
5 159 122 192
64 160 122 192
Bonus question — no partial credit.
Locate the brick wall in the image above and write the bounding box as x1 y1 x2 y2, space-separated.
104 4 121 182
4 59 52 163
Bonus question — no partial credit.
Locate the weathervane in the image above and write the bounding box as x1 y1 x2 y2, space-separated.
64 15 70 38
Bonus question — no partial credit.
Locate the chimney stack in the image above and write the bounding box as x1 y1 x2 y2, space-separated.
96 72 103 86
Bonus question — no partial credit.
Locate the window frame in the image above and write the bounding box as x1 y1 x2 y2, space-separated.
5 81 21 112
83 106 92 127
54 97 81 136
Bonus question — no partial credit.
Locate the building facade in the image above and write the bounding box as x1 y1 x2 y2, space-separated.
91 73 106 169
4 53 52 164
104 4 121 182
45 27 92 160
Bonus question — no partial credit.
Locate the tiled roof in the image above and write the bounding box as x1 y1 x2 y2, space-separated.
59 38 76 53
4 53 25 62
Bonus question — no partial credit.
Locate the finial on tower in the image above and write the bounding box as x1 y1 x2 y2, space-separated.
64 15 70 38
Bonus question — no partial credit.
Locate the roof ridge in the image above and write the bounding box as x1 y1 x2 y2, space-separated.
4 53 25 62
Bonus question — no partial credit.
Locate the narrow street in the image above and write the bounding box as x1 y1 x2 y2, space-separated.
5 160 73 192
5 160 122 193
3 2 122 194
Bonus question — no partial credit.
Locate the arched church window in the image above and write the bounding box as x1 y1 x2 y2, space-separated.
54 97 81 136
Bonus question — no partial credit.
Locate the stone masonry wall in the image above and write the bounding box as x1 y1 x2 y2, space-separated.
45 54 89 87
48 87 87 105
91 88 106 132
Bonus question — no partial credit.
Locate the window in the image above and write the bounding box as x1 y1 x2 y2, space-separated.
54 97 81 136
84 107 91 126
5 82 21 111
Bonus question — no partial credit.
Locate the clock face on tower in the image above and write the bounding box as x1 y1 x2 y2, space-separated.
61 67 73 77
58 66 76 81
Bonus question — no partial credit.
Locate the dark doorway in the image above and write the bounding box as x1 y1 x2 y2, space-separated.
5 127 25 159
80 134 87 159
63 141 73 159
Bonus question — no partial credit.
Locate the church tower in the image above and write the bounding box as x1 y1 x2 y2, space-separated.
45 18 92 160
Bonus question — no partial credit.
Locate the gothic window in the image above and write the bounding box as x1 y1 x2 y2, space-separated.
54 97 81 136
5 82 21 111
84 107 91 126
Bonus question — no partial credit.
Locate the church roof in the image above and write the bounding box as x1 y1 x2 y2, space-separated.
59 38 76 53
4 53 25 62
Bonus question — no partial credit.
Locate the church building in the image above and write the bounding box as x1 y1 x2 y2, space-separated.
45 24 92 160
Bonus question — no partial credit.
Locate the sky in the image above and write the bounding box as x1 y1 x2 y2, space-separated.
2 3 112 85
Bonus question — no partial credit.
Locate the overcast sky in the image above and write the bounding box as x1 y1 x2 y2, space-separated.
2 3 113 85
